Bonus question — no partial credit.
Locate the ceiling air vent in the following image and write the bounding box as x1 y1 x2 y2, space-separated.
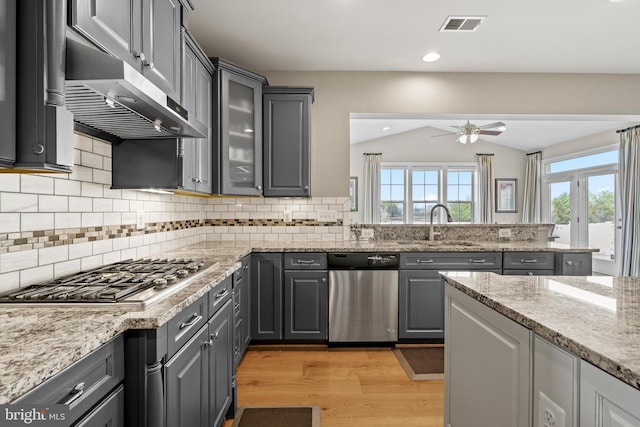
440 16 486 32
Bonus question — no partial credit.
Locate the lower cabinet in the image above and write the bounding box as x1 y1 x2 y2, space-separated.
580 360 640 427
165 299 233 427
250 253 283 340
444 285 531 427
283 270 328 340
73 385 125 427
398 270 443 340
556 252 593 275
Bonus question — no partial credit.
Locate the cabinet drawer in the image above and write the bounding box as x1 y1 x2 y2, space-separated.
210 275 232 317
167 293 208 359
284 253 327 270
14 335 124 424
503 252 555 270
400 252 502 270
503 269 555 276
73 384 124 427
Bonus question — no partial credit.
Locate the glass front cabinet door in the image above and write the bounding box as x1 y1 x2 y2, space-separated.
212 59 266 196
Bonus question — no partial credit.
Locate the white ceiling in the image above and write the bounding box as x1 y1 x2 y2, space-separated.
188 0 640 150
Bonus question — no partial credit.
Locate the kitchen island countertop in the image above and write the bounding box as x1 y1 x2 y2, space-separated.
442 271 640 391
0 239 596 403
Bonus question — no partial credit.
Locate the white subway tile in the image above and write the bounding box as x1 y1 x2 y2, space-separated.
21 175 54 195
39 195 68 212
93 140 112 157
20 265 53 286
68 197 93 212
129 235 144 247
69 165 93 182
0 213 20 233
55 179 81 196
1 193 38 212
103 188 121 199
81 182 103 198
54 213 82 229
93 170 111 185
103 212 122 226
21 213 54 231
93 239 113 255
54 259 81 278
235 212 250 219
39 245 69 265
81 151 103 169
68 242 92 260
93 198 113 212
0 174 20 192
81 255 103 271
0 271 20 292
121 248 137 260
81 212 104 227
74 133 93 152
136 246 150 258
103 157 112 172
102 250 122 265
122 212 136 225
0 249 38 273
112 237 130 251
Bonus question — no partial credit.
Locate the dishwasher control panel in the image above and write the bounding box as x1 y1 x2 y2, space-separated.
328 253 399 269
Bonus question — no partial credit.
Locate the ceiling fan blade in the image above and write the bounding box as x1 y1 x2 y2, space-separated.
478 130 503 136
431 132 459 137
477 121 505 130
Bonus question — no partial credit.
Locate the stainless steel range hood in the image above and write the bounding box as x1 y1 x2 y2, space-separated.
65 37 206 142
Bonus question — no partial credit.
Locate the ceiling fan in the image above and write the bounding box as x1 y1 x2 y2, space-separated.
434 120 506 144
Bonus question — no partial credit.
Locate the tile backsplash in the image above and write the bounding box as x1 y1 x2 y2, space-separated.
0 133 350 290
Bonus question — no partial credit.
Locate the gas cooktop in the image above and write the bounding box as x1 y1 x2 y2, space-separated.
0 258 218 308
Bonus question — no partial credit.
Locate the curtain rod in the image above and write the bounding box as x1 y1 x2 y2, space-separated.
363 152 382 155
526 151 542 155
475 153 494 156
616 124 640 134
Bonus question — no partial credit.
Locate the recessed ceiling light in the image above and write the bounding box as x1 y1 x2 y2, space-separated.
422 52 441 63
382 126 390 131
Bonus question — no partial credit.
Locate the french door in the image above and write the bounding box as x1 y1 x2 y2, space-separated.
543 166 619 275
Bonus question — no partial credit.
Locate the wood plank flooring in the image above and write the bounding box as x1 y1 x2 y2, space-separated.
223 348 444 427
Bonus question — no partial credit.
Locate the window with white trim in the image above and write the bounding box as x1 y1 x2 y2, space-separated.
380 163 476 224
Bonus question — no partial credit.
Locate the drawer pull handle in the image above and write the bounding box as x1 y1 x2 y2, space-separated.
520 259 538 263
297 259 315 264
234 303 240 310
416 259 434 263
212 331 219 340
179 313 202 329
63 382 85 405
215 290 229 299
566 260 580 266
469 259 486 263
202 339 213 348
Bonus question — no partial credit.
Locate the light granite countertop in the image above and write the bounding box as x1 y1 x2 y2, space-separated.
0 239 596 403
442 272 640 390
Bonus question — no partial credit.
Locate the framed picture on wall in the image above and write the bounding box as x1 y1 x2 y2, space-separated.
349 177 358 212
495 178 517 213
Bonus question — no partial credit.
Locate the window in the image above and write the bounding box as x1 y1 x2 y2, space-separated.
380 164 476 224
546 150 617 174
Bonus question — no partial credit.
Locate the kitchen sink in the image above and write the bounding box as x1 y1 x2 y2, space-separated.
392 240 484 247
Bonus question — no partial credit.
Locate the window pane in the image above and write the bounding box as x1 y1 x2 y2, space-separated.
381 203 404 223
458 172 472 185
449 172 459 185
426 185 438 200
426 170 438 184
391 185 404 200
413 203 427 223
391 169 404 183
413 186 425 201
381 169 391 183
458 185 472 201
381 186 391 200
448 202 472 223
548 150 618 174
447 185 459 199
413 171 425 185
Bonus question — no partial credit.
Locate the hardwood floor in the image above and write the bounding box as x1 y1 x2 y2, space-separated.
223 348 444 427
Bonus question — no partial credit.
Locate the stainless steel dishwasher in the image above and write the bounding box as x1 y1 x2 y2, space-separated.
328 253 399 343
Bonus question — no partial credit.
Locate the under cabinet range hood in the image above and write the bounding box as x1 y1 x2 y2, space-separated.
65 38 207 142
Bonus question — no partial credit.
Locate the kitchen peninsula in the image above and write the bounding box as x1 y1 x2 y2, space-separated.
442 272 640 427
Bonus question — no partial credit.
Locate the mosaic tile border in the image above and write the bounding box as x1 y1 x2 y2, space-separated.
0 218 344 253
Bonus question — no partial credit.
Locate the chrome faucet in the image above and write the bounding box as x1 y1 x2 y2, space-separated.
429 204 453 241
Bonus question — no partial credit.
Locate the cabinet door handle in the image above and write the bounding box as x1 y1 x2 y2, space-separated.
256 185 262 191
202 339 213 348
469 259 486 263
416 259 434 264
303 185 309 191
136 52 146 62
215 290 229 299
321 277 327 283
212 331 219 340
179 313 202 329
297 259 315 264
63 382 85 405
520 259 538 263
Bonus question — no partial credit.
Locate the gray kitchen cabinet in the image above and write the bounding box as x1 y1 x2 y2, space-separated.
14 335 125 425
165 324 209 427
211 58 266 196
445 285 531 427
208 299 234 427
0 0 15 168
181 30 213 194
250 253 283 340
555 252 592 275
503 252 556 275
283 270 328 340
399 252 501 341
70 0 182 101
73 385 125 427
232 256 251 368
263 87 314 197
398 270 443 340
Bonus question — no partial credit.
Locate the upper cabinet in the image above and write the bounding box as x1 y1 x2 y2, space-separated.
70 0 182 102
0 0 16 168
263 87 314 197
211 58 266 196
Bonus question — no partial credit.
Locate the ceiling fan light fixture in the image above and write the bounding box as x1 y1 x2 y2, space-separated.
457 133 478 144
422 52 441 63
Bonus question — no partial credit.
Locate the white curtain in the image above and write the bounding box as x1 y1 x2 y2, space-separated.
363 153 381 223
477 154 494 223
619 127 640 276
522 151 542 223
